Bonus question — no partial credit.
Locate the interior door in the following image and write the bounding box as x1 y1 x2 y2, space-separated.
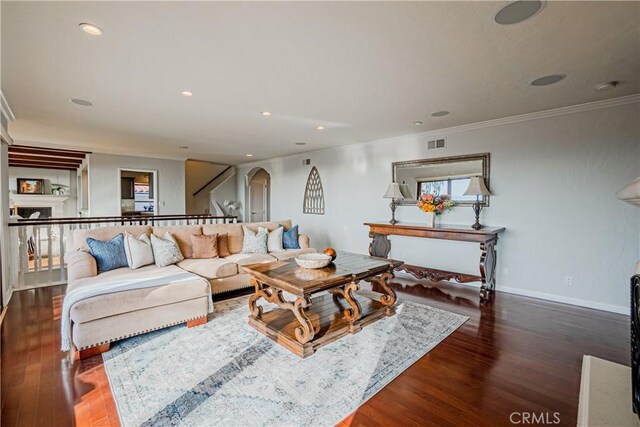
249 178 267 222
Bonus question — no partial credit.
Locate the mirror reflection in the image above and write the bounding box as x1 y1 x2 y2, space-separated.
392 153 490 206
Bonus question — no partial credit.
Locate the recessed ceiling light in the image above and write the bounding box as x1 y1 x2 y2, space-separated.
179 146 189 149
181 91 193 97
316 126 325 131
79 23 103 36
431 111 449 117
530 74 566 86
596 81 620 91
69 98 93 107
494 1 544 25
413 121 423 126
295 142 307 146
246 154 254 157
261 111 272 116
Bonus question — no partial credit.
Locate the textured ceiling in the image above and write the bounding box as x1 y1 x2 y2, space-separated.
2 1 638 164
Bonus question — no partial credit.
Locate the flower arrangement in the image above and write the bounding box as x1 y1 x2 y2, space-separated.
417 193 454 215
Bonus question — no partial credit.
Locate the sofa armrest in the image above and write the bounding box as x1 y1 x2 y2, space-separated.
298 234 310 249
65 251 97 283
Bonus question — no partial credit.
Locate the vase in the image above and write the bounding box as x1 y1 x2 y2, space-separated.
425 212 436 227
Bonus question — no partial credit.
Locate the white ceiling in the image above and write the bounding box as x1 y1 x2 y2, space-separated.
2 1 638 165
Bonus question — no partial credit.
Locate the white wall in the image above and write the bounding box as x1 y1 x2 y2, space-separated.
185 160 228 214
237 101 640 314
89 153 186 216
8 167 77 217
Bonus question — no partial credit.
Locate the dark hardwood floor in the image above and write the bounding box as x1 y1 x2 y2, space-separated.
1 278 629 426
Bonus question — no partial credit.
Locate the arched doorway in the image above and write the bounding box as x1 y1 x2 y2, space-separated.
245 167 270 222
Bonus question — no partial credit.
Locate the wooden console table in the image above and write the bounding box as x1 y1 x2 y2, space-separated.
365 222 505 299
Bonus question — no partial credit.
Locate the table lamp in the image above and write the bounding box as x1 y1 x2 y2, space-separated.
383 183 404 225
463 176 491 230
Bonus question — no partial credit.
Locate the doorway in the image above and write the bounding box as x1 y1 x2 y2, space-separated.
118 169 157 216
246 168 270 222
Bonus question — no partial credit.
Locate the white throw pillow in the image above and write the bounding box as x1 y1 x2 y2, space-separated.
151 232 184 267
267 227 284 252
123 232 155 269
241 226 268 254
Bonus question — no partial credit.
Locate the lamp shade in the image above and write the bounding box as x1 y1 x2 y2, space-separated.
463 176 491 196
615 177 640 207
383 183 404 199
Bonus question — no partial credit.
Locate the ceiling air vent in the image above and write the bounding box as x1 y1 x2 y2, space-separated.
427 138 446 150
302 159 311 166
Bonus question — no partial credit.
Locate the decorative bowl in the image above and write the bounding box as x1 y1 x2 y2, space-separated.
294 253 332 269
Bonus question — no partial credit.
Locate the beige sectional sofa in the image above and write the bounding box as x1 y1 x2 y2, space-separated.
64 219 314 358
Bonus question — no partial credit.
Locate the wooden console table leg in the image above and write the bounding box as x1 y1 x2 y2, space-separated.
369 233 391 258
371 269 397 316
479 240 497 299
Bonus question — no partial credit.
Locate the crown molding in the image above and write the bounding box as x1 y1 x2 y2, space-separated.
414 94 640 140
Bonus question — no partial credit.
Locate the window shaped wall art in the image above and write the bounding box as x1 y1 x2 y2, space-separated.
303 166 325 215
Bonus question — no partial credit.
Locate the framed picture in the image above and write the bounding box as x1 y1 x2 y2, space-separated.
17 178 45 195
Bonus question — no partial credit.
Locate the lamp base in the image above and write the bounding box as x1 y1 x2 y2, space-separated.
471 202 483 230
389 200 398 225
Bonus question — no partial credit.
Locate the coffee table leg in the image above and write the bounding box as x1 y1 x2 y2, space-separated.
330 281 362 322
292 296 315 344
371 269 397 315
248 278 266 318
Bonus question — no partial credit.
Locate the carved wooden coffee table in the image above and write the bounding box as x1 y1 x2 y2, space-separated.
242 251 403 358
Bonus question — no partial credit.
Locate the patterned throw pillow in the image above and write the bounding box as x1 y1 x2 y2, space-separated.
151 232 185 267
191 234 219 259
281 224 301 250
267 227 284 252
123 232 155 269
217 233 231 257
86 233 129 273
241 226 268 254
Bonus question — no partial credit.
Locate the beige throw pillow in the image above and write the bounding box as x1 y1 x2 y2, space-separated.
190 234 219 259
151 232 184 267
267 227 284 252
123 232 155 269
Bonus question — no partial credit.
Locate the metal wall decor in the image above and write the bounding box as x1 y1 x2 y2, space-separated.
303 166 325 215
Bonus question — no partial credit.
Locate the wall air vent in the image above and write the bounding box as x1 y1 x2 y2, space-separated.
427 138 446 150
302 159 311 166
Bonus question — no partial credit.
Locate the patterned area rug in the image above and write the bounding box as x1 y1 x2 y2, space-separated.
103 295 467 427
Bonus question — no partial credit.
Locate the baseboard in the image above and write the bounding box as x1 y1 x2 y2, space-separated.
393 271 628 315
498 286 628 315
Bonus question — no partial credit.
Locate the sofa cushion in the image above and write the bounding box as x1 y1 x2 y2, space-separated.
190 234 218 259
217 233 231 257
68 265 208 324
243 219 292 233
151 233 184 267
269 248 317 261
152 225 202 258
241 226 268 254
177 258 238 279
202 223 243 254
282 224 301 249
224 253 277 266
86 233 129 273
267 227 284 252
72 226 151 252
123 232 155 269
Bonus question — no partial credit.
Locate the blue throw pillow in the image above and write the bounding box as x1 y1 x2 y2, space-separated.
86 233 129 273
281 224 301 250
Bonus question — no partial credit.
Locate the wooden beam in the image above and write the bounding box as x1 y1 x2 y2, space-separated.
8 146 87 159
8 154 82 165
9 158 80 167
9 161 77 171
